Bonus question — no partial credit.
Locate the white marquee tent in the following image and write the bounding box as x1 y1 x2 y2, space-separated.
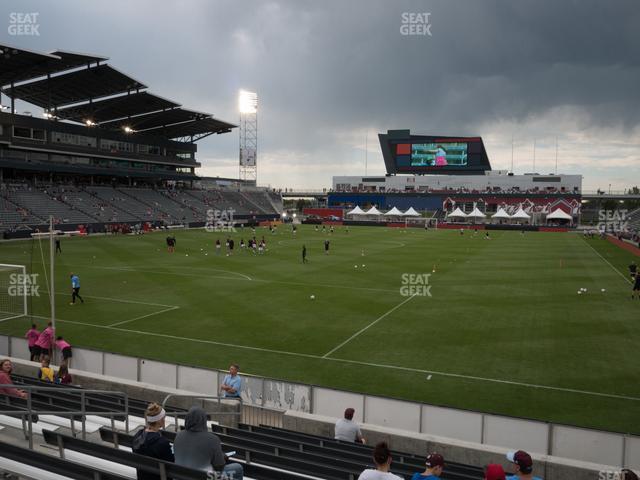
346 206 366 216
385 207 404 216
491 208 511 219
403 207 421 217
546 208 573 222
447 207 468 219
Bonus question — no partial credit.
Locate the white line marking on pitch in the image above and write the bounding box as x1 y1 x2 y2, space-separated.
92 265 252 281
107 306 180 327
31 313 640 403
54 292 177 308
322 293 418 358
90 265 398 293
582 239 632 284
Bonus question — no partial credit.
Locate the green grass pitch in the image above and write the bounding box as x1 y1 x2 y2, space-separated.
1 225 638 434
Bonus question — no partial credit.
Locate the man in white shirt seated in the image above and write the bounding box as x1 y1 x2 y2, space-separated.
335 407 366 444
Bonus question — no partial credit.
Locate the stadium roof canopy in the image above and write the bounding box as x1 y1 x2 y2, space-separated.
56 91 179 124
3 64 146 108
0 44 235 141
0 44 106 86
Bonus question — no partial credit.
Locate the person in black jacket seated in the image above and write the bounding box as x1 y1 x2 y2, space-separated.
132 402 174 480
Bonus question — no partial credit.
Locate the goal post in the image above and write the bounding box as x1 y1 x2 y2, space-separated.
404 217 438 229
0 263 28 322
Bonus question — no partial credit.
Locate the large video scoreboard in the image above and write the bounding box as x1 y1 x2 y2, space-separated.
379 130 492 175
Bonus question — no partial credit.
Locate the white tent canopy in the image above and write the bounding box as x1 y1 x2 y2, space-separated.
467 207 486 218
510 208 531 220
403 207 421 217
346 206 366 215
364 206 383 215
491 208 511 219
385 207 403 216
546 208 573 221
447 207 467 218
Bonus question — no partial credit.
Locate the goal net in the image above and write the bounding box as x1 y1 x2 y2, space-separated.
0 264 28 322
405 217 438 229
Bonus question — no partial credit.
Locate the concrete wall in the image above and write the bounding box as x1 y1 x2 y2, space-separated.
283 410 618 480
1 334 637 470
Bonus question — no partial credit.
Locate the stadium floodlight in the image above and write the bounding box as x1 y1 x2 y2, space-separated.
42 111 54 119
238 90 258 114
293 213 297 218
282 212 287 218
85 119 95 127
123 126 133 134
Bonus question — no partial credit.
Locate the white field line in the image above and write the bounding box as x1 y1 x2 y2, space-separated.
322 293 418 358
29 313 640 403
93 265 252 281
107 306 180 327
89 265 398 294
582 239 632 285
54 292 177 309
0 313 27 323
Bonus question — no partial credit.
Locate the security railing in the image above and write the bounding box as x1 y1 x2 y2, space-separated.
0 384 130 449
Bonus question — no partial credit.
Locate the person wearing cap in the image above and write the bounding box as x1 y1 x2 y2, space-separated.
506 450 542 480
411 452 444 479
132 402 174 480
335 407 366 444
485 464 506 480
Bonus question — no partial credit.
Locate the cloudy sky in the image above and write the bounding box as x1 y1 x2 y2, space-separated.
2 0 639 191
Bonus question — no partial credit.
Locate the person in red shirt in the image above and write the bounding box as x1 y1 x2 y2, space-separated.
0 359 27 399
25 324 40 361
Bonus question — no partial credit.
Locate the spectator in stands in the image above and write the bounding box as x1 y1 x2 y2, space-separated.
335 408 366 444
411 453 445 479
25 324 40 361
35 321 54 360
506 450 542 480
174 406 243 479
0 359 27 398
55 363 72 385
38 356 54 382
220 364 242 398
484 464 506 480
358 441 402 479
55 336 73 367
132 402 174 480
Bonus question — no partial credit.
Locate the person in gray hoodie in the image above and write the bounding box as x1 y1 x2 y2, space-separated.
173 406 243 479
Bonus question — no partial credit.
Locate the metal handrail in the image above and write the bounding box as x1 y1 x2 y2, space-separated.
161 394 242 431
0 383 130 449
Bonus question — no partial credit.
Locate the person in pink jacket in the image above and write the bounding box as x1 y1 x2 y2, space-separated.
25 324 40 361
34 321 54 361
0 359 27 399
55 336 73 366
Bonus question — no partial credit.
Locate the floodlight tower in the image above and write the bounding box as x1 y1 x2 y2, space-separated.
239 90 258 183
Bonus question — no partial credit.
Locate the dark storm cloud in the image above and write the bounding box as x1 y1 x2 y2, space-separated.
1 0 638 185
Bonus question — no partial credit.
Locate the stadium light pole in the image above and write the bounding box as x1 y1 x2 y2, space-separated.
239 90 258 184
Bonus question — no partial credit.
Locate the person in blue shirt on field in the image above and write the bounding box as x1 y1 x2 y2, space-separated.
411 452 444 479
220 364 242 398
69 272 84 305
506 450 542 480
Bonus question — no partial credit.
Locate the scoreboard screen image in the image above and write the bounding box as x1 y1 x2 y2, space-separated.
381 131 491 174
410 142 468 167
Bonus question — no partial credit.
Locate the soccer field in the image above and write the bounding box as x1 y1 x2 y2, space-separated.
1 225 639 434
